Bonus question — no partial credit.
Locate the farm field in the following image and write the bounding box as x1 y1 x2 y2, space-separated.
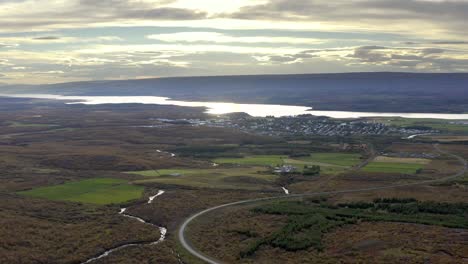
213 155 286 167
291 153 362 174
282 159 348 175
213 153 362 175
362 155 431 174
296 153 362 167
362 162 424 174
373 156 431 164
18 178 144 205
131 167 278 190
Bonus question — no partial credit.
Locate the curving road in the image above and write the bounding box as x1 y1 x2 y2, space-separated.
178 145 467 264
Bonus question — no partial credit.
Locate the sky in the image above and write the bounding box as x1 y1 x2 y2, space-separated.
0 0 467 84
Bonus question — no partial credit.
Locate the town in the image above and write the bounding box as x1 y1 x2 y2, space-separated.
154 115 439 137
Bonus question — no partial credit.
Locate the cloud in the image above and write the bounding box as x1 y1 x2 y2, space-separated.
348 46 389 63
33 36 61 40
228 0 468 22
0 59 13 66
343 45 468 72
11 66 27 70
0 35 123 45
249 44 467 73
1 0 468 84
75 43 304 55
431 41 468 45
0 43 19 48
0 0 208 32
32 70 65 75
253 50 319 64
347 46 449 63
403 40 468 46
421 48 445 55
225 0 468 38
254 55 300 64
147 31 324 45
123 7 207 20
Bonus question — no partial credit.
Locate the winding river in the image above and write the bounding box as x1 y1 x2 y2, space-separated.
81 190 166 264
2 94 468 119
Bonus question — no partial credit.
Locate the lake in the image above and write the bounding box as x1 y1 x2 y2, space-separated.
3 94 468 120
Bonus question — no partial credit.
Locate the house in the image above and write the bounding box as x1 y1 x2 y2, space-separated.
273 165 297 174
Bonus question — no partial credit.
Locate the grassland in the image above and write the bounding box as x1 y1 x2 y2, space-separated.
7 121 59 128
373 156 431 164
296 153 362 167
361 155 429 174
214 153 362 175
362 162 424 174
131 167 278 190
19 178 144 205
213 155 286 167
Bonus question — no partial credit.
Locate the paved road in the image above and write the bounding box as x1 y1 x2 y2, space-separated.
178 145 467 264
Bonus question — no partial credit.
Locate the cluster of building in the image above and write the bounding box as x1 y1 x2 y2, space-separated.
273 165 297 174
183 116 437 137
449 121 468 125
148 115 438 137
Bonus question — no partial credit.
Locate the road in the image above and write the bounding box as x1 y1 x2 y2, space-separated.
354 142 377 170
178 144 467 264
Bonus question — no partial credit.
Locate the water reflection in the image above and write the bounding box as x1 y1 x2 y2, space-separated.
3 94 468 120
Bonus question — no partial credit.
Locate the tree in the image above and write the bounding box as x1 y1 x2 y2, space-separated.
303 165 320 176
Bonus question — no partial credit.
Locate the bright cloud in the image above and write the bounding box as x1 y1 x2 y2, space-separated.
0 0 467 84
147 32 325 45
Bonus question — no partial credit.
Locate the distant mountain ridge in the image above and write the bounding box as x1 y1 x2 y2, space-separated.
2 72 468 113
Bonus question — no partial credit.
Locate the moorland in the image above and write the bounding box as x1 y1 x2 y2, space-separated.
0 95 467 264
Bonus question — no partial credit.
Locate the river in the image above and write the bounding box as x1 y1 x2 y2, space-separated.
81 190 167 264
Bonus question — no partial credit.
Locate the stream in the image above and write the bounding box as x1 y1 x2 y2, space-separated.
156 149 176 157
81 190 167 264
148 190 165 204
407 133 433 139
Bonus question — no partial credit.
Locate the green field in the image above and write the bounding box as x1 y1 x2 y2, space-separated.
214 153 361 167
213 155 286 167
130 167 278 190
296 153 362 167
362 162 424 174
19 178 144 205
213 153 362 175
